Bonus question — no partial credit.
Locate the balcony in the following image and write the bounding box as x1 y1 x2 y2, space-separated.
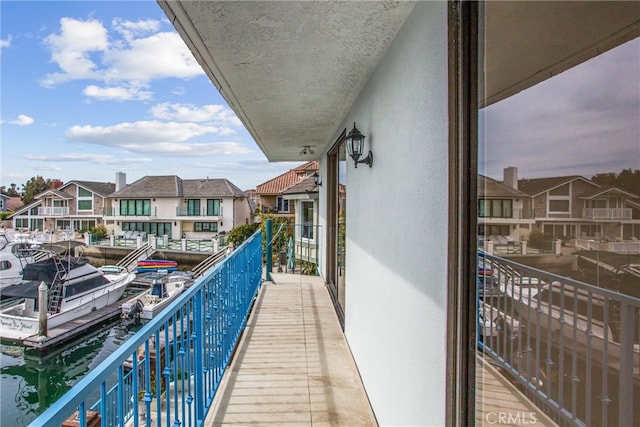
176 207 222 217
478 252 640 426
583 208 632 220
37 206 69 216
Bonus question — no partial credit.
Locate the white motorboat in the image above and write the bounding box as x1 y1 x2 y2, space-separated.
121 272 189 320
0 255 136 340
0 233 40 290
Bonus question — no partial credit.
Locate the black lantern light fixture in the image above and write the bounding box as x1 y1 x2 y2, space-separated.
345 122 372 168
313 172 322 186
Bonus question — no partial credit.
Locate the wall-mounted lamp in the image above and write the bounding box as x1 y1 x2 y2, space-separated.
300 146 315 156
313 172 322 186
345 123 372 168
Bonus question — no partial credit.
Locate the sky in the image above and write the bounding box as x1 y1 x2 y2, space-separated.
1 2 638 191
479 36 640 181
0 1 304 192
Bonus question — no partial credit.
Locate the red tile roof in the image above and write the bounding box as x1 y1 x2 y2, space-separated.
256 161 318 195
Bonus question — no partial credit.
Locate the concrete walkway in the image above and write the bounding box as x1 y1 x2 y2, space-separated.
205 272 377 426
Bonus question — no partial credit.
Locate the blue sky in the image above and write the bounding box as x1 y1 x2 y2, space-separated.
1 2 638 190
0 1 303 191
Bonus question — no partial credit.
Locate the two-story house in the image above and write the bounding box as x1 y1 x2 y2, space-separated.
478 167 535 243
104 174 250 240
255 161 319 220
517 173 640 241
10 180 115 232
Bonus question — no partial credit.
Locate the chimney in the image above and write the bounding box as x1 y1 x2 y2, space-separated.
116 172 126 191
503 166 518 189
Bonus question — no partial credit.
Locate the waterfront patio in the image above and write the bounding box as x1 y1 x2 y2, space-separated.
205 272 554 426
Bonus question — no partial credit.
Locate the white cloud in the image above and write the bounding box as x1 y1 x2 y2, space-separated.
112 18 160 41
40 17 203 88
150 103 242 128
83 85 152 101
40 17 109 86
23 153 152 165
66 120 227 145
0 35 11 50
33 163 63 172
4 114 35 126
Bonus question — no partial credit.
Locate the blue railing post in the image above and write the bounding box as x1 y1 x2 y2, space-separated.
266 218 273 281
194 289 204 423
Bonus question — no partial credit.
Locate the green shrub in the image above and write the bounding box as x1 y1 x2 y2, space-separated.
228 223 261 246
90 225 108 239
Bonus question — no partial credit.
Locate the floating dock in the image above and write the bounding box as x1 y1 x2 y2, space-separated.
22 288 148 351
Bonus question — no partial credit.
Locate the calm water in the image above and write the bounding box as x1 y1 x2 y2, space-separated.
0 319 142 426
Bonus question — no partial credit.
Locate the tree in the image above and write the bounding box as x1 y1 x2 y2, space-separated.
592 168 640 196
21 176 51 205
0 183 19 197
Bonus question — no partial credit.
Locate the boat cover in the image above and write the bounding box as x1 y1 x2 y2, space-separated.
1 280 44 299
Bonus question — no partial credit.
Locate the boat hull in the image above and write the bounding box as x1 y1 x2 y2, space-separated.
0 272 135 341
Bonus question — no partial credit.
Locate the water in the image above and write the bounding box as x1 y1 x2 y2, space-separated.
0 319 143 426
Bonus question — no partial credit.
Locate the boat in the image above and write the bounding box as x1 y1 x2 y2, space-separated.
120 272 188 320
0 233 39 291
0 255 136 340
136 259 178 273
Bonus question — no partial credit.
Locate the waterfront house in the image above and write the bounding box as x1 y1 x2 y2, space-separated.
255 161 318 219
9 180 114 232
157 1 640 424
104 174 250 240
0 194 8 213
478 167 535 244
516 173 640 241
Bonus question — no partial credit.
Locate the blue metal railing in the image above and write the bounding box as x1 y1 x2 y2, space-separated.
478 252 640 427
31 229 263 427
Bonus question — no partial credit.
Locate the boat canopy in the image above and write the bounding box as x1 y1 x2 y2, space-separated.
22 257 88 284
1 280 45 299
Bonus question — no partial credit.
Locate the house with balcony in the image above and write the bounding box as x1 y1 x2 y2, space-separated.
478 167 536 245
517 173 640 241
255 161 318 219
9 180 114 232
104 175 250 240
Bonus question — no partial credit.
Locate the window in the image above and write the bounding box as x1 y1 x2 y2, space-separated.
276 197 289 213
77 187 93 211
122 222 171 236
478 199 512 218
187 199 201 216
549 199 570 212
301 201 314 239
0 260 11 270
119 199 151 216
78 200 92 210
194 222 218 232
207 199 221 216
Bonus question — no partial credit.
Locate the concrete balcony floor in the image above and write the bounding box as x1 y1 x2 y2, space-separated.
205 272 554 426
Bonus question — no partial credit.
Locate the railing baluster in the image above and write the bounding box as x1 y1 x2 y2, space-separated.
617 302 634 426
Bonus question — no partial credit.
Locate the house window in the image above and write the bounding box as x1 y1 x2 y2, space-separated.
77 187 93 211
187 199 201 216
549 199 570 212
15 218 28 228
123 222 171 236
478 199 512 218
301 201 314 239
53 200 64 207
119 199 151 216
276 197 289 213
194 222 218 232
206 199 221 216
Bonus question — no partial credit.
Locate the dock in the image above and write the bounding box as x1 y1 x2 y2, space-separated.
22 288 148 351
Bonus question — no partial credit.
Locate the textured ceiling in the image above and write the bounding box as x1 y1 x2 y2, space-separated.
160 1 640 161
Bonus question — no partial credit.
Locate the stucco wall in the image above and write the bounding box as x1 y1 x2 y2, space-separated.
320 3 448 425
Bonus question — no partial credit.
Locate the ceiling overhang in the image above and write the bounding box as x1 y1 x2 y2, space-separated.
159 1 640 161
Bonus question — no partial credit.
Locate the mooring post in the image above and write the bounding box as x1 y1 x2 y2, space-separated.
266 218 273 282
38 281 47 337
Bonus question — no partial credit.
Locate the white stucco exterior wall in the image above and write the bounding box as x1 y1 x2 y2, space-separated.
320 3 448 425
